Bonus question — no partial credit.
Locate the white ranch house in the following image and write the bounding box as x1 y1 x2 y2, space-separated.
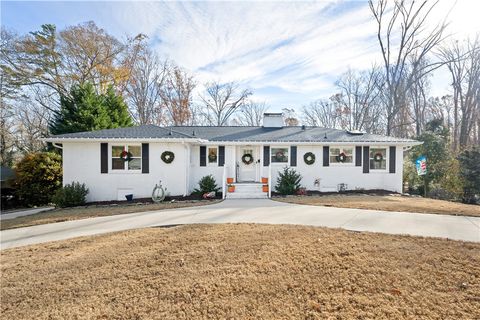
46 113 421 201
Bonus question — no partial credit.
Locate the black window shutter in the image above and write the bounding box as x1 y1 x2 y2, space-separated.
218 146 225 167
290 146 297 166
200 146 206 167
363 146 370 173
355 146 362 167
100 143 108 174
263 146 270 166
323 146 329 166
389 146 396 173
142 143 149 173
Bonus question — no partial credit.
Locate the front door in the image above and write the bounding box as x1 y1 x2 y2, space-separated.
237 146 258 182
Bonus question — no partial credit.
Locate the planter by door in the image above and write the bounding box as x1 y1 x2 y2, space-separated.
227 177 234 184
228 186 235 192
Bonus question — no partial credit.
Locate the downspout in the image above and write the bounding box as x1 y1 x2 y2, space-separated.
52 143 63 149
183 142 190 197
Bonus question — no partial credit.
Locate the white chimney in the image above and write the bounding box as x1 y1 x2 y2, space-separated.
263 113 284 128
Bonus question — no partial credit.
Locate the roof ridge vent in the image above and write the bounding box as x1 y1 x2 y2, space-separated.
346 129 364 135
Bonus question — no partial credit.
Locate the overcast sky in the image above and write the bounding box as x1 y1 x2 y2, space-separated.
2 0 480 111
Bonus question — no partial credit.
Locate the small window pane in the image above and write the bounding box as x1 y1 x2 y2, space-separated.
112 158 125 170
128 158 141 170
271 148 288 163
370 148 387 170
128 145 141 157
330 148 340 155
244 149 253 155
112 146 124 158
330 147 353 163
208 147 218 163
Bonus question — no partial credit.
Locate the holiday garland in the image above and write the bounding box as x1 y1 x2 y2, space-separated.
303 152 315 165
242 153 254 165
161 151 175 164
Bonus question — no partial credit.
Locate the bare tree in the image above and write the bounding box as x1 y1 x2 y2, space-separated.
427 95 453 133
200 81 252 126
1 22 143 112
234 101 269 126
369 0 448 136
439 37 480 150
160 66 196 126
282 108 299 126
407 58 432 136
13 99 49 154
332 67 384 132
0 98 16 166
126 46 168 125
301 98 341 128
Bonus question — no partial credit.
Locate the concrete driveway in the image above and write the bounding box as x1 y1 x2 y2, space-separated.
1 199 479 249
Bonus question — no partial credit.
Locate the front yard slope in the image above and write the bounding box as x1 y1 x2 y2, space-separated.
1 224 479 319
275 194 480 217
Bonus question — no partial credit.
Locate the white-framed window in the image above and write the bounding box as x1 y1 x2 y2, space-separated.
271 147 289 163
329 146 354 164
207 146 218 165
111 145 142 171
369 147 387 170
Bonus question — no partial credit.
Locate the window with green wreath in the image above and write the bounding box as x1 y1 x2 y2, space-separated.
208 147 218 164
111 145 142 171
271 147 289 163
329 147 353 164
369 148 387 170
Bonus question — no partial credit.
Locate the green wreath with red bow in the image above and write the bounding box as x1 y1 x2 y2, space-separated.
336 152 347 163
120 150 132 162
373 152 383 162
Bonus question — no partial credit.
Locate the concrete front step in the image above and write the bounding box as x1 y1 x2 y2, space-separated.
226 193 268 199
226 183 268 199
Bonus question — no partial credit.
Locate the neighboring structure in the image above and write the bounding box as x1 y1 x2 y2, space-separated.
46 113 421 201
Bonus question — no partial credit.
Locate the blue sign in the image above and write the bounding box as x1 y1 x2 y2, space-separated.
415 156 427 176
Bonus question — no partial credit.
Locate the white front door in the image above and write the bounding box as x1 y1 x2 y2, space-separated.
237 146 258 182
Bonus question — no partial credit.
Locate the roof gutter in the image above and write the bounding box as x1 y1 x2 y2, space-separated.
42 137 208 144
42 137 422 147
190 140 424 146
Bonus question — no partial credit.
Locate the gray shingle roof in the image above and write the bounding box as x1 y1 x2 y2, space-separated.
48 124 419 143
170 126 418 143
49 125 194 139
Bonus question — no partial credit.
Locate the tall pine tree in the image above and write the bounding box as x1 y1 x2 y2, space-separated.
50 82 133 135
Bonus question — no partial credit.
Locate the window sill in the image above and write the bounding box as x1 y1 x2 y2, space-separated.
109 170 143 174
329 163 355 166
368 169 388 173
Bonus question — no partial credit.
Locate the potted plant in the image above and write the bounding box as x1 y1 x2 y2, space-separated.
228 184 235 192
227 177 234 184
262 185 269 192
261 177 268 184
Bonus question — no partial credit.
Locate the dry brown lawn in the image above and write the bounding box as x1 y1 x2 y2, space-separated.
0 200 220 231
275 195 480 217
1 224 479 319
